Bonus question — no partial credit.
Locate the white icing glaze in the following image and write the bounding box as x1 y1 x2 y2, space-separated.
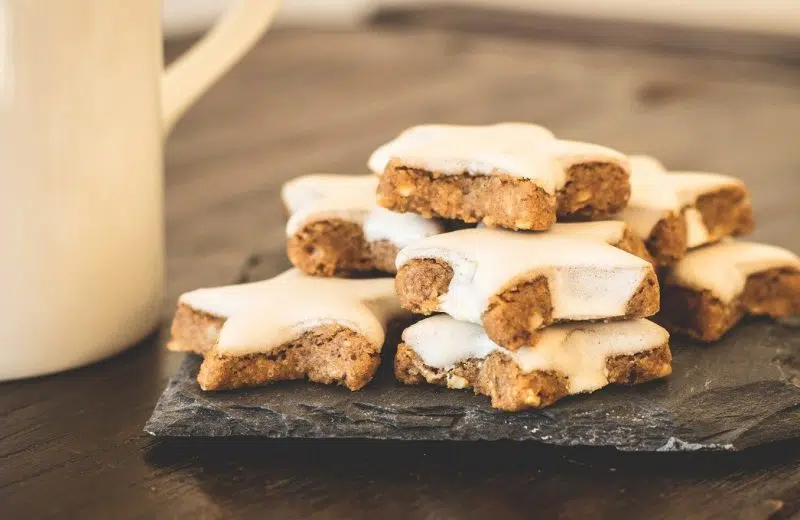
670 172 744 207
363 206 444 248
666 240 800 303
402 314 498 370
477 220 627 245
403 315 669 393
396 228 652 324
614 157 747 245
672 172 746 248
283 174 377 232
629 154 666 174
613 155 679 238
509 319 668 393
547 221 627 244
282 174 443 248
367 123 629 194
368 123 554 175
683 207 710 249
179 269 402 356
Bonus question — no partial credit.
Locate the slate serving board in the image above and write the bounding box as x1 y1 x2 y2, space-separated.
145 255 800 452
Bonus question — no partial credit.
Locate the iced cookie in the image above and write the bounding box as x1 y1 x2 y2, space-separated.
368 123 631 230
477 220 653 263
614 155 754 265
672 170 754 249
283 174 445 276
395 228 659 350
658 241 800 342
547 221 654 263
169 269 404 391
613 155 687 266
395 315 672 411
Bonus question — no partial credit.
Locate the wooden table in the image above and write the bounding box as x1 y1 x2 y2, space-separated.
3 17 800 519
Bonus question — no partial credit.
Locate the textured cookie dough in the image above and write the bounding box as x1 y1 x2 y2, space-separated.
395 228 659 350
673 171 754 249
614 155 754 265
658 241 800 341
169 269 404 391
368 123 631 230
395 315 672 411
283 174 445 276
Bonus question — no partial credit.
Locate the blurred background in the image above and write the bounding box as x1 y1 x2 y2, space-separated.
164 0 800 37
161 0 800 297
4 4 800 517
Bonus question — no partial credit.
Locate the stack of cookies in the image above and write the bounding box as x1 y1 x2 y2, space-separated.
168 171 442 391
611 155 799 341
167 122 799 412
368 124 671 410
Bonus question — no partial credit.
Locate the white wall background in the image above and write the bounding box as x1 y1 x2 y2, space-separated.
162 0 376 36
163 0 800 38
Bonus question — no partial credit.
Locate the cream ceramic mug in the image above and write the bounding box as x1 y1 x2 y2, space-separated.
0 1 281 380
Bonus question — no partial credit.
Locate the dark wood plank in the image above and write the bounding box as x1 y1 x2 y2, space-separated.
2 25 800 520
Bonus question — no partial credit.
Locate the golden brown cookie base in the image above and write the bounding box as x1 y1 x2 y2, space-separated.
169 304 381 391
556 162 631 220
378 165 555 230
378 160 629 230
168 303 224 356
693 186 755 245
395 258 455 315
395 343 672 411
287 219 399 276
395 259 660 350
483 276 553 350
646 212 688 266
198 324 380 391
658 267 800 342
616 227 656 264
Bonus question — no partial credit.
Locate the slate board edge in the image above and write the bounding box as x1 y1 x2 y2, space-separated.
145 253 800 453
142 356 740 453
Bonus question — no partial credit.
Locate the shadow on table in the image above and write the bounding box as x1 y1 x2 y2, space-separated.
143 437 800 519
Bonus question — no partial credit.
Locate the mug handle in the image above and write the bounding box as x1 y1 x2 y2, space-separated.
161 0 282 136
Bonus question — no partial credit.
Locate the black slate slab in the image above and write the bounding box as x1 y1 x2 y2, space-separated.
146 255 800 452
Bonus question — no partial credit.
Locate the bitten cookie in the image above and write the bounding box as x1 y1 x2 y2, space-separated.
282 174 445 276
613 155 687 266
395 228 660 350
672 170 754 249
614 155 754 265
368 123 631 230
169 269 404 391
395 315 672 411
658 241 800 342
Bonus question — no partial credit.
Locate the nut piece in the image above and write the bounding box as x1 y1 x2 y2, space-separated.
397 183 416 197
446 374 469 389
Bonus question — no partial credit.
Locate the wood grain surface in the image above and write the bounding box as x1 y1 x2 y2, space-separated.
2 17 800 519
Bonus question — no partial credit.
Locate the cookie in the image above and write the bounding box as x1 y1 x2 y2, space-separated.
169 269 404 391
658 240 800 341
613 155 687 266
395 315 672 411
477 220 653 263
395 228 659 350
283 174 445 276
368 123 631 230
547 221 654 263
672 170 754 249
614 155 754 265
